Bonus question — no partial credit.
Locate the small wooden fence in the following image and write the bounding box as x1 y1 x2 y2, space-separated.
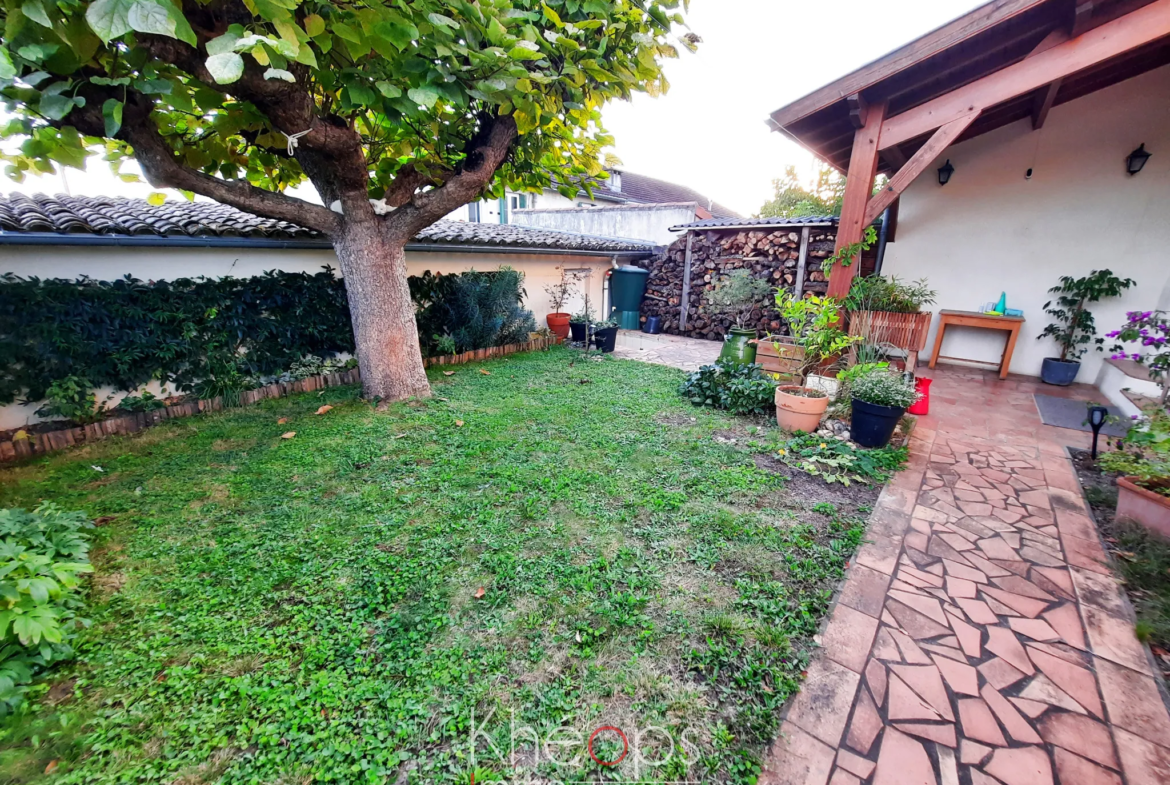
1 336 557 463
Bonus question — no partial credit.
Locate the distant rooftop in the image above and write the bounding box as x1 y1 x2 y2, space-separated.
670 215 839 232
556 169 742 220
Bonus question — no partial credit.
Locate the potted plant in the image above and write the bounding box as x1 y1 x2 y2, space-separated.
544 273 577 340
849 368 921 448
773 291 860 432
590 318 620 353
1038 269 1134 386
569 302 595 344
1100 408 1170 537
704 270 774 365
845 276 937 366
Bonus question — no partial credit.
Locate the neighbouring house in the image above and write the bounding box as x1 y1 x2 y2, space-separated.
768 0 1170 412
0 192 654 430
453 167 742 243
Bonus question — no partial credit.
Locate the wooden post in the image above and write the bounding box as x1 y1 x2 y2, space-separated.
828 100 886 299
793 226 811 299
679 231 694 331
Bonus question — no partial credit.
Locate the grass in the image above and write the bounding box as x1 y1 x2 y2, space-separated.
0 348 874 785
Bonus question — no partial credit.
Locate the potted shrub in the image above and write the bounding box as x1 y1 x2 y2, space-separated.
590 319 620 353
1100 409 1170 538
849 369 921 448
1038 269 1134 386
773 292 860 432
569 303 594 344
544 273 577 340
704 270 774 366
845 276 937 365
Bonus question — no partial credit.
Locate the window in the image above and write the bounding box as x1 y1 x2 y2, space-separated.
468 202 480 223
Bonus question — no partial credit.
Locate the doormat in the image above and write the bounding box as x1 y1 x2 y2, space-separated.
1033 393 1130 437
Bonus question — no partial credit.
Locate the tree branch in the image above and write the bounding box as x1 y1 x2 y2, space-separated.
65 89 341 235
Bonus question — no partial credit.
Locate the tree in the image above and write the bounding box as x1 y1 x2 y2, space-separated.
757 162 845 219
0 0 695 401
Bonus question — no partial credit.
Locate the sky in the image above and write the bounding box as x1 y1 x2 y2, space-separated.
3 0 988 217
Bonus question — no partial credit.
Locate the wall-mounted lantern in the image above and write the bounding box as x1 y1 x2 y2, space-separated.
1126 144 1151 175
937 159 955 186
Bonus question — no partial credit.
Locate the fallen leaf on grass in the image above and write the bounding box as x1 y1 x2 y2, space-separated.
281 432 296 439
44 761 58 775
93 516 116 526
316 405 333 415
479 369 490 375
443 371 456 376
277 417 288 424
436 396 449 402
395 434 407 439
454 420 464 427
473 587 486 599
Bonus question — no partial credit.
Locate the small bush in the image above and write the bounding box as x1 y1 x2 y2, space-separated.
778 433 908 485
0 504 94 716
414 268 536 356
845 276 937 314
115 389 168 413
34 376 107 425
851 370 920 409
680 362 777 416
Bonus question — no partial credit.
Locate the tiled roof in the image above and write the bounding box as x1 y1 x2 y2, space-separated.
670 215 839 231
0 193 656 254
553 170 742 220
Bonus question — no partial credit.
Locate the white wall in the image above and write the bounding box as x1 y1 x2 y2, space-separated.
0 244 615 430
883 64 1170 382
512 204 692 245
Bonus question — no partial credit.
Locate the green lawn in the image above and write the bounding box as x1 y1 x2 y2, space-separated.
0 348 873 785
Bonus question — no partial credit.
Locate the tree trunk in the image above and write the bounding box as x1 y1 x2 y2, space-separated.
333 216 431 401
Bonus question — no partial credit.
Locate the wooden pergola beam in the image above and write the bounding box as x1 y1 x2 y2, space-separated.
879 0 1170 150
1031 79 1062 128
828 101 886 299
864 111 980 227
847 93 869 128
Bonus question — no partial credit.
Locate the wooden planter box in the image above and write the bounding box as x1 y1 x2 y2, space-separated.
848 311 933 352
752 336 805 380
1117 476 1170 539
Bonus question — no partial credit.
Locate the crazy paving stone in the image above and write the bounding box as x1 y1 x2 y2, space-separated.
872 627 902 661
837 564 892 619
888 590 949 625
865 658 888 706
980 683 1042 744
1112 726 1170 785
1007 617 1060 642
985 626 1034 675
893 721 956 747
943 559 988 584
960 739 992 765
890 664 955 721
1019 545 1066 567
951 517 998 539
844 686 883 756
1026 646 1103 718
762 723 836 785
922 642 968 662
1052 748 1123 785
834 748 875 780
984 595 1023 617
784 657 860 746
1037 712 1119 770
946 576 978 599
828 770 860 785
822 604 880 673
984 746 1054 785
991 559 1034 578
1029 571 1074 601
947 612 983 657
955 598 999 624
886 600 953 640
1017 673 1088 715
978 657 1028 690
872 727 936 785
887 672 946 722
1010 697 1053 719
963 552 1014 578
981 587 1050 618
977 536 1020 561
1062 536 1110 574
991 576 1055 601
1094 657 1170 746
957 698 1008 746
939 745 960 785
1040 603 1086 649
888 627 933 664
900 564 946 587
932 653 980 695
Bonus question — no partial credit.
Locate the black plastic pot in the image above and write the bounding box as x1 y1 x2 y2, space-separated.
1041 357 1081 386
569 321 587 342
851 398 906 448
592 326 619 353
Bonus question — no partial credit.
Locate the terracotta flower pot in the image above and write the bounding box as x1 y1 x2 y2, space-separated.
775 385 829 433
546 312 571 339
1117 476 1170 539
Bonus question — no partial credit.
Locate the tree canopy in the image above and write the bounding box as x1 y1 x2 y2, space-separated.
757 163 845 220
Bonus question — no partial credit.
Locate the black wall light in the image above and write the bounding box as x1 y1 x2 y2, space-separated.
938 159 955 186
1126 144 1151 175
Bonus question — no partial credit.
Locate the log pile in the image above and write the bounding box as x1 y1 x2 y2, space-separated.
637 226 841 341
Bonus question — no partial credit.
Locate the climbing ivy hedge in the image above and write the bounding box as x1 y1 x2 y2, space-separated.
0 269 354 404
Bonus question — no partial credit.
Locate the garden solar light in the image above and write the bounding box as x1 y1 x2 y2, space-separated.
1126 144 1151 175
937 159 955 186
1088 405 1109 459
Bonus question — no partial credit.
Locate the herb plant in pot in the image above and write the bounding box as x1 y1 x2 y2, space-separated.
773 291 860 433
544 274 577 340
569 303 595 344
705 270 774 366
590 319 620 353
850 369 921 449
1038 270 1134 386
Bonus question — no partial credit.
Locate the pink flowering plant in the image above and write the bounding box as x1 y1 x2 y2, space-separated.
1108 310 1170 406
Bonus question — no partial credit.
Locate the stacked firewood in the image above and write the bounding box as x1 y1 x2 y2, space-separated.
637 227 839 340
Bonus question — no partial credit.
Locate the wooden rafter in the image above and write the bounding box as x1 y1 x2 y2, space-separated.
1031 79 1062 128
847 93 869 129
828 101 887 299
878 0 1170 150
863 111 980 227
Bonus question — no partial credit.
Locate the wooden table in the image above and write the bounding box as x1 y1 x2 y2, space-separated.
929 310 1025 380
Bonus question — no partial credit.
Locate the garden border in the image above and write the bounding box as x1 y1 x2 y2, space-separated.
0 336 557 463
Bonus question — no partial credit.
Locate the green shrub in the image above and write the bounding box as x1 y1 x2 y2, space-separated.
1100 409 1170 497
115 389 168 413
34 375 107 425
845 276 937 314
413 268 536 357
850 370 920 409
778 433 907 485
680 362 778 416
0 504 94 715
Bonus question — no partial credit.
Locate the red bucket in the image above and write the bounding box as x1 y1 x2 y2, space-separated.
908 377 932 415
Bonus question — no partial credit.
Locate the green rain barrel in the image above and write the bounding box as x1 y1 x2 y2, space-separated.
609 266 650 330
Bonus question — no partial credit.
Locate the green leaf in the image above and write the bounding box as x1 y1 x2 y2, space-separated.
509 41 541 60
85 0 135 42
146 192 166 206
263 68 295 83
407 86 439 108
21 0 52 28
427 12 460 29
38 93 75 121
0 50 14 82
373 19 417 51
375 81 401 99
102 98 122 136
345 83 375 106
332 23 363 44
205 52 244 84
205 30 242 56
303 13 325 36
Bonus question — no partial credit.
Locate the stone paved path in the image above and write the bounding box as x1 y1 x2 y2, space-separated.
610 329 721 372
762 366 1170 785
